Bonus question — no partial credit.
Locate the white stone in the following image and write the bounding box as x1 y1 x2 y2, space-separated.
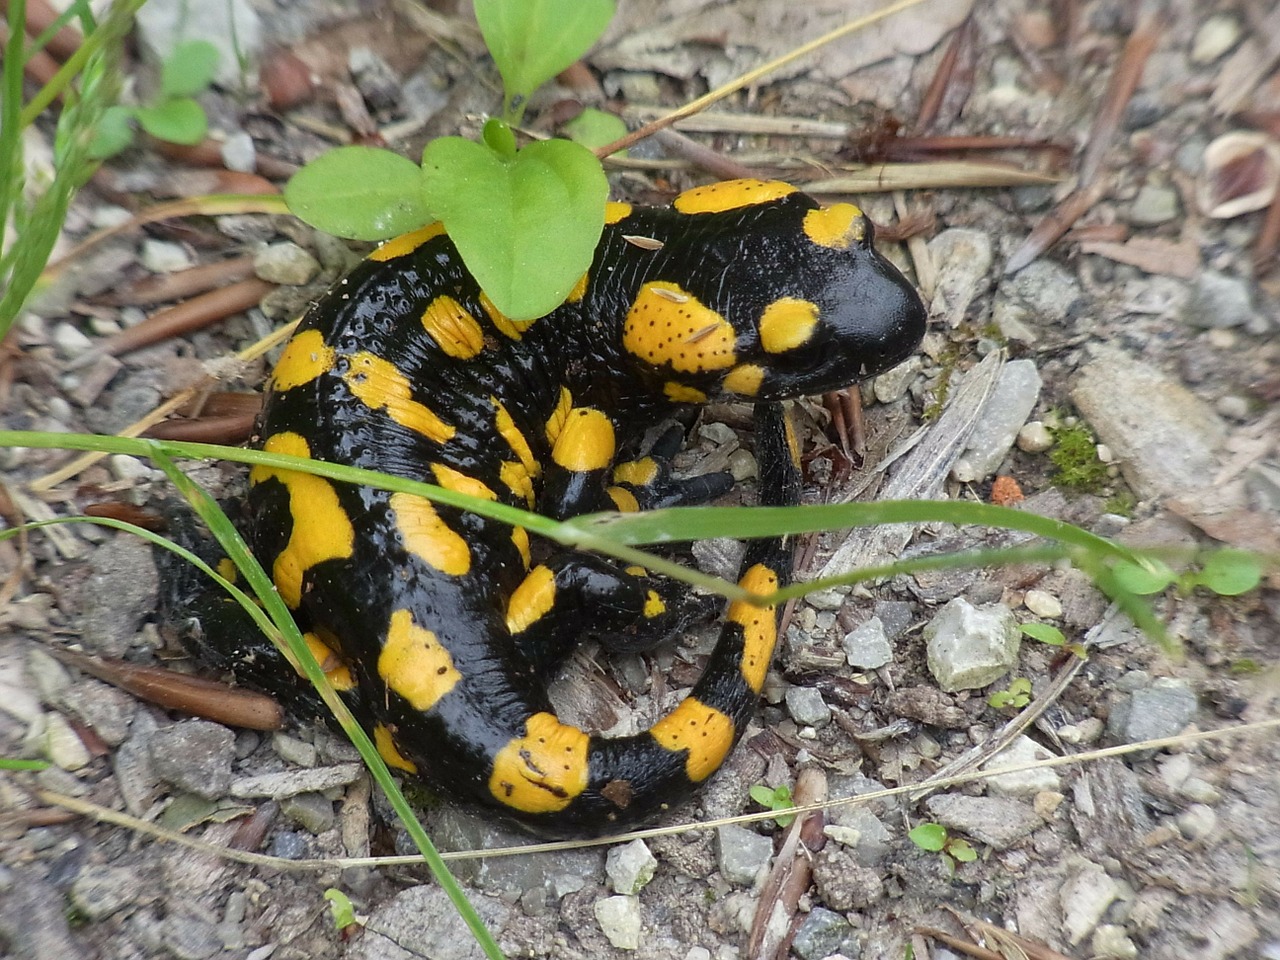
843 616 892 669
924 598 1021 692
1023 589 1063 619
40 712 92 771
108 455 153 483
983 735 1061 797
594 895 641 950
1191 13 1241 64
1016 420 1053 453
52 321 94 359
1061 861 1120 945
140 238 193 273
606 839 658 896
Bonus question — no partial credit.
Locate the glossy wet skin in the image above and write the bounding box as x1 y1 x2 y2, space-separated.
238 179 927 835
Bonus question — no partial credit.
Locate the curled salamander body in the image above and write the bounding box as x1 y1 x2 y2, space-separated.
199 179 925 836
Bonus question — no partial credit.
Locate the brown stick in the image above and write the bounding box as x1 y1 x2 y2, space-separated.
1004 178 1107 274
46 646 284 731
95 278 276 358
1077 11 1164 187
97 256 257 307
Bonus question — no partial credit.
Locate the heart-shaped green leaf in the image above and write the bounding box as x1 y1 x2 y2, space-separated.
420 136 607 320
285 146 432 241
135 98 207 145
1192 549 1262 596
161 40 220 97
475 0 614 111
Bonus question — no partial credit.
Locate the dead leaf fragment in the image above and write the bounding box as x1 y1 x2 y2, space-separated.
1079 237 1201 278
1198 132 1280 219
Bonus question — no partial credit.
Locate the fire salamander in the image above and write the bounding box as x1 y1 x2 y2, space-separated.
175 178 925 837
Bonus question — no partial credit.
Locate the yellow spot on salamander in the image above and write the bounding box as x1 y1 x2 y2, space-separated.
722 363 765 397
663 381 708 403
565 272 589 303
506 565 556 634
300 631 355 691
343 352 455 444
369 222 447 262
479 292 537 339
673 178 796 215
500 460 536 507
623 282 737 374
607 486 640 512
374 723 418 773
625 565 648 577
605 201 633 224
729 563 780 694
802 203 865 249
544 387 573 445
430 463 497 501
612 457 658 488
511 526 531 569
215 557 238 583
390 492 471 575
759 297 820 353
492 397 539 478
272 329 335 391
643 590 666 618
489 712 589 813
379 608 462 711
249 432 354 609
650 698 736 782
421 295 485 359
552 407 615 472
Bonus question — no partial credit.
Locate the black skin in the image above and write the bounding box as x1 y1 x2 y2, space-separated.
162 187 926 836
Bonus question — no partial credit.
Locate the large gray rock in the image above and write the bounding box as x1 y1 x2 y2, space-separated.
1071 344 1226 500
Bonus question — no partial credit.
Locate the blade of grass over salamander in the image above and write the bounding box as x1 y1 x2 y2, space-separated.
2 430 1184 653
2 430 754 602
148 452 507 960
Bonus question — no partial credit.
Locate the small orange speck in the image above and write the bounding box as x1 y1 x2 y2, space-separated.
991 475 1025 506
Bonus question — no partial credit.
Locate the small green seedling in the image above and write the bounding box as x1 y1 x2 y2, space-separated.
1111 549 1263 599
908 822 977 874
323 888 363 936
987 676 1033 710
284 0 615 322
1020 622 1087 660
91 39 218 157
749 783 797 827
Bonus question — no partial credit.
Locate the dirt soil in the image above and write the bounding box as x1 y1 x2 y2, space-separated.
2 1 1279 959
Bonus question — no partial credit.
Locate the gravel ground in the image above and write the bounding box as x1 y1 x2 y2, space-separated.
2 1 1279 959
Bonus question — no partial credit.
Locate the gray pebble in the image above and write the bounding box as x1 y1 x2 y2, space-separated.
924 794 1041 850
843 616 892 669
254 242 321 285
594 895 641 950
924 597 1021 692
1109 678 1197 743
1183 271 1254 329
605 838 657 895
280 792 335 834
1176 803 1217 841
147 720 235 799
267 830 310 860
69 865 143 921
791 907 854 960
716 824 773 885
1017 420 1054 453
785 685 831 728
1129 183 1179 225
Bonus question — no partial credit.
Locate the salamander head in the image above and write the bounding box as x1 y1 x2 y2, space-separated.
720 204 928 401
616 192 927 404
